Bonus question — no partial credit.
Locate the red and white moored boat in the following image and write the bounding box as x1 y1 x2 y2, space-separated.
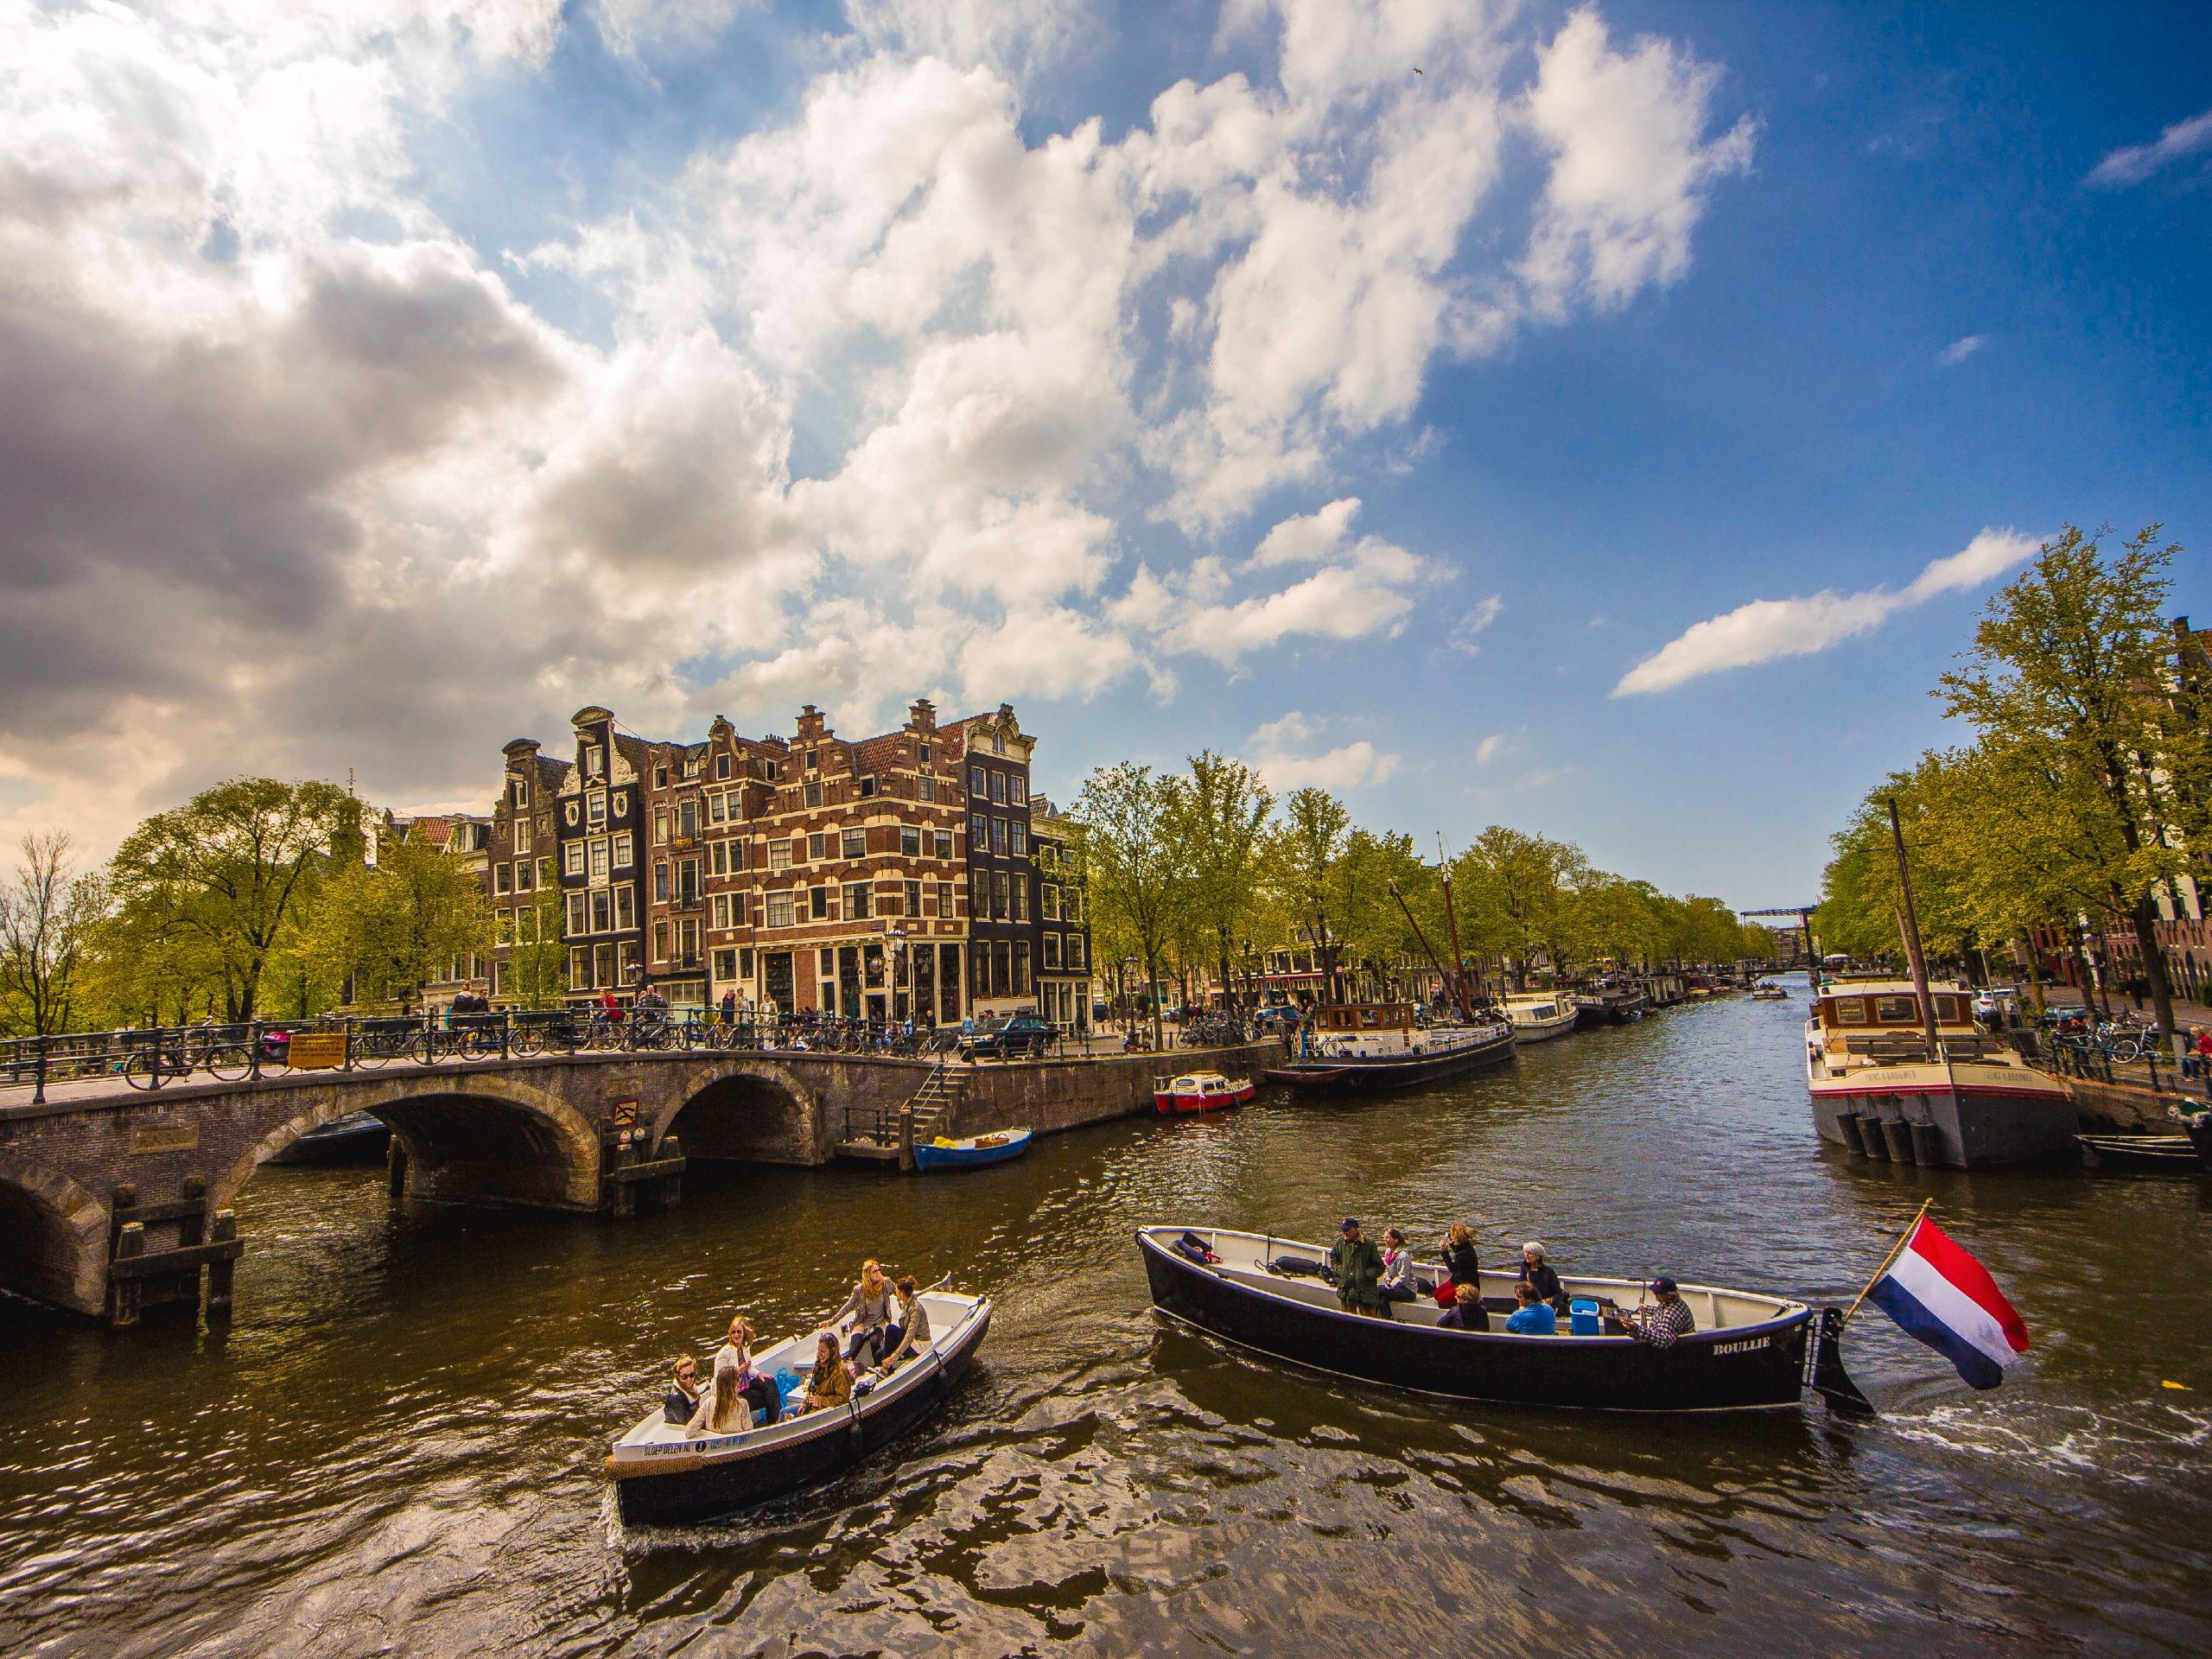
1153 1071 1255 1115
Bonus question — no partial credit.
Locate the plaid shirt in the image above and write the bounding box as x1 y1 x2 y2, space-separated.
1630 1297 1696 1348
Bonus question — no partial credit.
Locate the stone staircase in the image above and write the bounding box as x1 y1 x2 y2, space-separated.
835 1061 971 1166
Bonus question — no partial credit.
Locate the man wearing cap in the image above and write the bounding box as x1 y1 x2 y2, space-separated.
1329 1218 1385 1317
1622 1278 1696 1348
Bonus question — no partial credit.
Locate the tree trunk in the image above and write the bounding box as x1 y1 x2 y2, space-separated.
2130 888 2181 1047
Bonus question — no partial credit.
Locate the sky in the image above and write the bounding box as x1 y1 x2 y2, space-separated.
1 0 2206 909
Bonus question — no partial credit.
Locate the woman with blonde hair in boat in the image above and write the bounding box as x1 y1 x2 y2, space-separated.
701 1313 779 1427
828 1259 895 1367
687 1355 757 1436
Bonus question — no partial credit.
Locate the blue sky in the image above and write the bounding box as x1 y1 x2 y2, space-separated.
0 0 2203 908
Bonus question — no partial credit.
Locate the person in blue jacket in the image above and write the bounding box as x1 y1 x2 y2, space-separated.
1504 1281 1557 1335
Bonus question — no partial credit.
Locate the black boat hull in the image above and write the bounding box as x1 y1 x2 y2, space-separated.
264 1112 391 1166
1139 1233 1813 1411
1262 1028 1516 1096
613 1306 990 1526
2077 1134 2202 1173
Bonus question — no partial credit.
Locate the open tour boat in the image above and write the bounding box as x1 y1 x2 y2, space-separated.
1136 1226 1867 1414
1153 1071 1256 1114
1806 979 2075 1167
607 1289 992 1525
1262 1003 1516 1096
1502 991 1579 1043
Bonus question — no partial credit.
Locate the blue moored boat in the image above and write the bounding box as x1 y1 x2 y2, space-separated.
912 1127 1033 1172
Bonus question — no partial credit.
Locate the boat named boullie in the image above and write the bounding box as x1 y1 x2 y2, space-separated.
1807 978 2076 1167
1262 1002 1514 1096
1137 1225 1869 1414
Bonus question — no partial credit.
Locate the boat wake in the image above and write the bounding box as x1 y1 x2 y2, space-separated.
1884 1398 2211 1484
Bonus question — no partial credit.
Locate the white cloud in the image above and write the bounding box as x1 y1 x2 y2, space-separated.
1247 712 1400 791
2086 106 2212 188
1474 733 1507 764
1936 334 1985 367
1162 499 1429 663
1612 528 2040 696
1449 594 1504 655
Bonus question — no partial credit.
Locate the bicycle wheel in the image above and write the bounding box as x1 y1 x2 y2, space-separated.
122 1048 166 1090
206 1042 255 1083
512 1024 544 1058
408 1031 439 1067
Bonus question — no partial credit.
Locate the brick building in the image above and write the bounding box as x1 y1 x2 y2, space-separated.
482 697 1090 1025
1030 795 1091 1031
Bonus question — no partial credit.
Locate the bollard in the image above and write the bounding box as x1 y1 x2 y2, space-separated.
111 1221 145 1327
205 1210 238 1318
1834 1111 1866 1155
1907 1120 1942 1167
1860 1115 1891 1160
32 1035 48 1105
899 1106 915 1173
1880 1117 1915 1164
387 1141 409 1202
659 1134 683 1209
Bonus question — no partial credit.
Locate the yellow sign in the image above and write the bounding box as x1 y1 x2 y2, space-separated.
130 1125 199 1154
612 1097 639 1129
287 1033 348 1071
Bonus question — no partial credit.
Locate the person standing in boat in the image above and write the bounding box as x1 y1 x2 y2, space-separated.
1621 1278 1696 1347
662 1356 703 1426
1376 1227 1421 1309
830 1260 896 1367
1330 1218 1385 1317
1516 1243 1569 1316
1436 1222 1481 1306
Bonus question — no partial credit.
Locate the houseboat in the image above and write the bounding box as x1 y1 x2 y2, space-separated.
1806 979 2075 1167
1263 1003 1515 1096
1572 981 1650 1027
1502 991 1579 1043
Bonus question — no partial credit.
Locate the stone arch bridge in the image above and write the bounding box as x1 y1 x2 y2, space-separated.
0 1050 931 1324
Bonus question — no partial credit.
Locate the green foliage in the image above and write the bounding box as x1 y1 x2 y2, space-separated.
1072 762 1192 1047
289 830 491 1011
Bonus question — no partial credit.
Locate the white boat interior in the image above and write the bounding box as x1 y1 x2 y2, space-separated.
612 1291 984 1462
1157 1071 1245 1098
1144 1227 1802 1338
1804 979 2049 1085
1503 993 1578 1038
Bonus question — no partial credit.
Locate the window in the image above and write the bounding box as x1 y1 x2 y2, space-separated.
731 893 748 927
991 818 1007 856
991 733 1006 755
583 743 605 779
1068 934 1084 969
569 945 588 988
918 741 932 762
805 748 818 772
615 887 636 930
589 838 609 880
1066 889 1084 925
538 857 554 887
512 777 531 809
716 753 731 780
986 772 1002 804
654 763 669 789
899 826 921 856
805 832 825 861
612 831 632 868
677 800 696 839
515 817 532 854
564 801 580 828
653 863 669 902
1834 998 1868 1026
763 760 779 781
971 813 988 849
938 880 955 918
859 774 877 798
842 828 866 859
710 840 727 876
517 907 537 944
740 948 754 978
970 763 985 794
804 780 823 809
709 791 727 824
712 894 730 930
1875 996 1917 1025
810 887 830 920
1043 883 1060 921
1044 932 1062 969
677 860 699 903
564 842 585 878
495 862 512 895
1009 774 1027 806
715 948 737 981
920 776 937 803
653 922 669 963
618 940 639 982
844 882 871 919
1012 874 1028 922
905 880 921 917
653 806 668 846
1014 943 1031 995
677 917 699 965
588 790 607 828
995 870 1010 918
683 753 702 779
1011 823 1027 857
934 830 954 859
769 840 791 873
591 890 613 932
767 891 795 928
614 791 629 817
567 893 588 936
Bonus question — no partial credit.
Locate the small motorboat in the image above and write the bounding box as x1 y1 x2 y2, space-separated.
2077 1133 2202 1173
607 1289 992 1525
1750 982 1789 1001
1502 992 1579 1043
264 1111 391 1166
1153 1071 1256 1114
1135 1224 1870 1414
912 1127 1033 1172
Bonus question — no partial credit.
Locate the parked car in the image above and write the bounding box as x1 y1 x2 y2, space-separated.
962 1011 1055 1061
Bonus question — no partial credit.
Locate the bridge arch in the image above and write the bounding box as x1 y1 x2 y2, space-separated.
218 1075 602 1213
654 1062 823 1165
0 1153 108 1318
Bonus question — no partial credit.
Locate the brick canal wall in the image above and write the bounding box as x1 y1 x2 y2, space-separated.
946 1039 1287 1140
2064 1076 2205 1133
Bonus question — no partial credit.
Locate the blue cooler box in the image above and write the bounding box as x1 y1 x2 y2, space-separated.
1569 1298 1600 1336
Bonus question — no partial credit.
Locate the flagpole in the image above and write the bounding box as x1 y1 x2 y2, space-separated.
1841 1197 1936 1325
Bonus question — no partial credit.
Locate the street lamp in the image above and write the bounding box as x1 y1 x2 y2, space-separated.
887 924 909 1024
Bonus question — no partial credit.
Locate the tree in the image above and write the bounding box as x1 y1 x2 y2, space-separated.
1073 763 1189 1052
105 779 355 1021
1936 524 2202 1047
503 877 569 1010
1267 788 1355 1002
1173 751 1273 1015
1459 827 1582 989
0 833 105 1037
292 827 491 1011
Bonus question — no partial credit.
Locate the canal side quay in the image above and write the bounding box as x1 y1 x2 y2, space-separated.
0 1041 1281 1328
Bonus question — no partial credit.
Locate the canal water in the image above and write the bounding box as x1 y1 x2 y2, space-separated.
3 984 2208 1656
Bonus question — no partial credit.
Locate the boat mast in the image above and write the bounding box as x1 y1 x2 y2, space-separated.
1388 879 1460 1016
1885 796 1944 1065
1437 835 1475 1016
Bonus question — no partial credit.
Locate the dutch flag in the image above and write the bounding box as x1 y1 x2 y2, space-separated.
1866 1214 2031 1390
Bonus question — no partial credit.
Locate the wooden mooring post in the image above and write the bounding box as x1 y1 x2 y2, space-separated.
106 1177 245 1328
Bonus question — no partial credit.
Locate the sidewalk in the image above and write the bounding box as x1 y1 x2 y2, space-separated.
2040 987 2212 1030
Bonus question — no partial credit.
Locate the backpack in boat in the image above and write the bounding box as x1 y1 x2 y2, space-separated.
1271 1255 1335 1284
1174 1230 1221 1266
